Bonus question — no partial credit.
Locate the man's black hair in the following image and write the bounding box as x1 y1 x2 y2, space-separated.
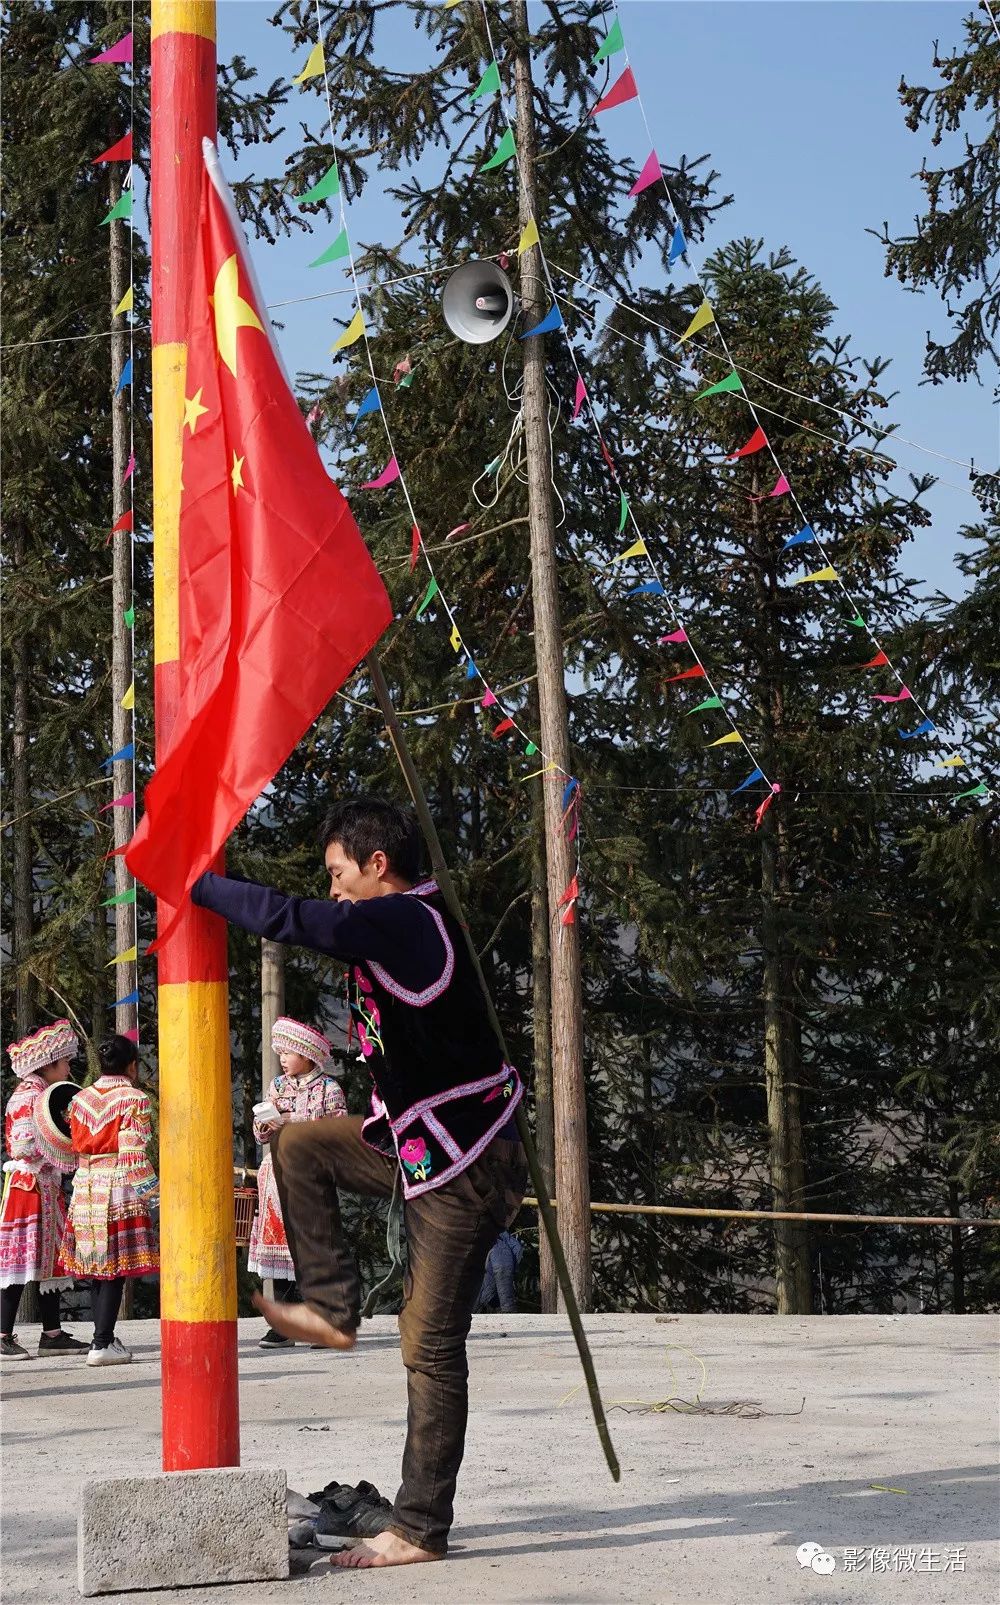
98 1034 139 1076
319 795 423 883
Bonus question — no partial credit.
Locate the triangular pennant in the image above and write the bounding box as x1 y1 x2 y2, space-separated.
113 286 134 317
109 510 133 535
416 578 439 618
937 756 965 769
99 791 135 812
679 300 715 343
465 658 478 680
873 687 912 704
298 163 340 206
591 66 637 116
93 132 133 164
659 629 688 644
572 376 587 420
114 357 133 395
755 787 779 829
793 566 838 585
664 665 706 684
847 613 866 628
628 150 661 198
730 427 768 459
309 229 350 267
121 1028 140 1043
351 387 382 428
122 452 136 483
593 19 624 62
468 60 501 104
481 689 497 709
102 744 135 767
331 308 365 353
106 945 138 966
111 989 140 1008
123 607 135 629
561 904 577 928
449 622 462 653
398 371 415 389
524 741 538 757
732 767 765 794
768 474 791 498
90 33 132 65
783 525 814 548
708 732 743 747
686 696 723 715
559 875 580 909
101 888 137 906
899 719 934 740
599 438 617 476
410 525 421 573
100 191 133 226
668 223 686 267
860 650 890 669
492 718 515 737
627 581 665 597
481 128 517 172
956 781 988 799
695 370 742 401
520 305 563 338
292 41 325 84
613 539 647 563
518 218 540 254
617 490 630 534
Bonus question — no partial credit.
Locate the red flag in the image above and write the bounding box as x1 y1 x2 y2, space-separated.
663 665 706 684
126 142 391 919
860 650 889 670
591 68 638 117
93 132 133 164
729 426 767 459
105 509 133 544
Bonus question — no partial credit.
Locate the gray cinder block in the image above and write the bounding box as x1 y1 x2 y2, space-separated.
78 1467 289 1596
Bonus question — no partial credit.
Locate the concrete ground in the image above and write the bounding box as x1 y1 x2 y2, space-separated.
1 1314 997 1605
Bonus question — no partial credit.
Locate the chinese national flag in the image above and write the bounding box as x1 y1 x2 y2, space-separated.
127 142 391 921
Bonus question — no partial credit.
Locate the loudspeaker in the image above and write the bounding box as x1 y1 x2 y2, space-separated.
441 260 515 344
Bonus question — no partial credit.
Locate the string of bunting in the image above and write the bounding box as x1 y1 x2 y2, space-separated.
90 22 142 1034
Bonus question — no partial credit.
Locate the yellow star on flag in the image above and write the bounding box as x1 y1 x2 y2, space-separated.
211 254 265 378
184 387 209 434
231 451 246 495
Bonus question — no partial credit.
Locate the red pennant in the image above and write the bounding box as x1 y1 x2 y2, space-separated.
93 132 133 164
860 650 889 670
105 844 129 859
105 509 133 544
560 904 577 927
491 718 515 738
663 665 706 684
410 524 420 573
729 427 767 459
754 785 780 830
558 875 579 907
591 67 638 117
599 438 617 477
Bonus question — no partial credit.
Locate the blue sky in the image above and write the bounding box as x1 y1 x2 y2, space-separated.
216 0 997 602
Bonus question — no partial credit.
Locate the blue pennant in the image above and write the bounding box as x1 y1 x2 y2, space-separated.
732 767 765 794
627 581 666 597
783 525 815 549
350 387 382 429
561 778 579 810
668 223 686 267
520 306 563 339
900 719 934 740
465 658 478 680
110 989 140 1008
114 357 133 395
102 743 135 767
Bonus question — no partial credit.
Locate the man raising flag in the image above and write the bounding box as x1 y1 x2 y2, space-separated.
127 140 391 920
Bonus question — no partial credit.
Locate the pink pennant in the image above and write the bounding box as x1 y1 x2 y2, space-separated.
754 784 780 830
122 453 135 484
873 687 912 704
121 1028 140 1043
361 455 400 491
659 629 688 645
591 67 638 117
599 439 617 477
628 150 662 198
446 522 471 541
769 474 791 498
410 524 421 573
393 356 412 385
90 32 133 65
481 689 498 709
305 403 321 427
99 792 136 812
572 377 587 421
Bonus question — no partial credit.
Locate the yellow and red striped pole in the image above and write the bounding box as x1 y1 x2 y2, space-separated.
150 0 239 1470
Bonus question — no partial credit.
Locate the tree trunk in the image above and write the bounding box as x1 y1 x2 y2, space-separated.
260 939 285 1101
108 172 137 1036
511 0 591 1310
531 779 556 1311
9 522 35 1038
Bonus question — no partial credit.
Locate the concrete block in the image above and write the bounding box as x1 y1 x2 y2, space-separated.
78 1467 289 1596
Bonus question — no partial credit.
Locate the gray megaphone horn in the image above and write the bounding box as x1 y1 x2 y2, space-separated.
441 259 515 344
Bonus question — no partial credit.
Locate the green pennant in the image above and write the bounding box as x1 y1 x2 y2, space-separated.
468 60 500 104
686 696 723 715
123 607 135 628
847 613 866 628
524 741 538 757
593 18 624 63
617 490 629 534
695 370 743 401
416 578 440 618
480 127 516 172
309 228 350 267
101 888 137 907
398 371 415 389
297 163 340 206
956 781 988 799
100 191 133 226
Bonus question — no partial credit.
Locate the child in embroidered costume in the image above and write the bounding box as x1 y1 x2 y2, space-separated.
192 796 527 1570
1 1020 89 1360
60 1034 159 1367
251 1016 347 1349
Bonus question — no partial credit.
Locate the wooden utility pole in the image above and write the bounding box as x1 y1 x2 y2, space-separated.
511 0 591 1310
530 776 557 1311
10 523 35 1039
259 938 284 1302
108 170 137 1038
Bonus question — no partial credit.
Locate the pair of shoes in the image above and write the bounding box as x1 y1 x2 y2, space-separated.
258 1329 295 1349
86 1337 132 1367
1 1334 32 1361
38 1329 90 1354
315 1483 395 1550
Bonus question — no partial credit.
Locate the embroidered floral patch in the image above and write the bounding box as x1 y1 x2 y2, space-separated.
483 1075 515 1103
399 1136 433 1183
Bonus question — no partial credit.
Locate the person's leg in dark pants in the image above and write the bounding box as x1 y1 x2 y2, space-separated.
0 1284 24 1336
90 1278 125 1348
491 1240 518 1314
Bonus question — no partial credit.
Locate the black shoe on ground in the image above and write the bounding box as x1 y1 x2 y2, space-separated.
315 1484 394 1550
38 1329 90 1354
258 1329 294 1349
1 1335 32 1360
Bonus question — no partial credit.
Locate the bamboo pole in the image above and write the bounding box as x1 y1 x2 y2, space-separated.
364 652 620 1483
524 1200 1000 1229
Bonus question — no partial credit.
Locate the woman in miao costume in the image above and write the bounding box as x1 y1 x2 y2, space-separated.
0 1020 89 1360
60 1034 159 1367
251 1017 347 1349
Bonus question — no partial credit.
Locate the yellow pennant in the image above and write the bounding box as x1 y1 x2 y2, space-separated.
793 566 838 585
443 1 463 8
114 286 134 316
708 732 743 747
293 41 325 84
679 300 715 343
937 756 965 768
521 761 558 781
613 539 648 563
449 623 462 653
121 682 135 710
331 309 365 353
518 219 540 254
106 945 138 967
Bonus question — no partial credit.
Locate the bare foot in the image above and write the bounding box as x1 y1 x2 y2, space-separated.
251 1293 355 1351
330 1531 442 1569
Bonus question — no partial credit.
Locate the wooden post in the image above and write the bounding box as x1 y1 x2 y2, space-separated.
259 939 284 1299
511 0 591 1311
